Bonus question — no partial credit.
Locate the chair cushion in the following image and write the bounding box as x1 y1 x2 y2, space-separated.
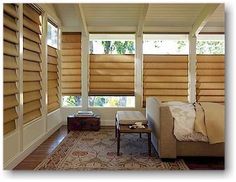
116 111 147 125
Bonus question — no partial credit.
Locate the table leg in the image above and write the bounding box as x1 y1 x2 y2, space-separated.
115 118 117 138
148 133 151 156
139 133 142 138
117 129 120 156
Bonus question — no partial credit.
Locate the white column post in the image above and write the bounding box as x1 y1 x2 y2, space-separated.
188 34 197 103
81 34 89 110
17 3 24 152
135 34 143 109
57 28 62 108
41 12 48 132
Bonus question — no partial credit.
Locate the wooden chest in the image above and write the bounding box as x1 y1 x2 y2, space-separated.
67 115 100 132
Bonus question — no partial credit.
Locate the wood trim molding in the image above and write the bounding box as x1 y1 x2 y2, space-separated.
190 4 219 36
77 4 88 36
137 4 149 36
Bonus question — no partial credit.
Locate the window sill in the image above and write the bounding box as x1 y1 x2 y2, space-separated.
61 106 82 108
88 106 135 109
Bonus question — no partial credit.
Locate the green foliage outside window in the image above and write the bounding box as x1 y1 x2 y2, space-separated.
176 40 224 54
63 96 82 107
91 40 135 54
177 40 187 52
196 40 224 54
113 41 135 54
101 41 114 54
89 96 135 107
62 96 135 107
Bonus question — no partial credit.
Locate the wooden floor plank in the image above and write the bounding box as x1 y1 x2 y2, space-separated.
14 126 67 170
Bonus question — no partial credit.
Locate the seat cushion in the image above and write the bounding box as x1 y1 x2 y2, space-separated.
116 111 147 125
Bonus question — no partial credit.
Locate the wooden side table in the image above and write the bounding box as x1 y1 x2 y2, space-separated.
117 125 152 156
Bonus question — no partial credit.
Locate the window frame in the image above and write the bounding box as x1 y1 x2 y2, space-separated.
47 19 58 49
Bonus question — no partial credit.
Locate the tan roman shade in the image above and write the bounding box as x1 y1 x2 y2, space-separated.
47 45 60 113
196 55 224 103
61 32 81 95
23 5 42 124
3 4 19 134
89 55 134 96
143 55 188 106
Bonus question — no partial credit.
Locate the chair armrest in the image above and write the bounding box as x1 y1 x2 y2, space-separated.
146 97 176 158
160 106 176 158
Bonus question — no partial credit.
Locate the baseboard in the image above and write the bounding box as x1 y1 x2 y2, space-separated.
4 122 63 170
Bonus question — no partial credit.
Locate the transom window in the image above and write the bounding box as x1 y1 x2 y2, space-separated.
143 34 189 54
197 34 225 54
89 34 135 54
47 21 58 48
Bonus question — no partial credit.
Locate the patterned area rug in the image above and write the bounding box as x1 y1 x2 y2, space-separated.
35 129 188 170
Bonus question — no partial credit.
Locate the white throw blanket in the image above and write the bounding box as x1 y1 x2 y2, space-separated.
163 101 208 142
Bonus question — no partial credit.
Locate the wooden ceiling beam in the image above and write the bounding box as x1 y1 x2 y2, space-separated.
137 4 149 36
190 4 219 36
76 4 88 36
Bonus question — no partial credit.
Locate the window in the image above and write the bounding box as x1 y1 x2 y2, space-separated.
89 34 135 54
47 21 58 48
196 34 225 103
89 34 135 108
89 96 135 107
142 34 188 106
23 5 43 124
143 34 189 54
61 32 82 107
47 46 60 112
62 96 82 107
196 34 225 54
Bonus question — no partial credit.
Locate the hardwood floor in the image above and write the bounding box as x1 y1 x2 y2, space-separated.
14 125 224 170
14 126 68 170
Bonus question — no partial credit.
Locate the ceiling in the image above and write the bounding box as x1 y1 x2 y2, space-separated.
53 3 224 34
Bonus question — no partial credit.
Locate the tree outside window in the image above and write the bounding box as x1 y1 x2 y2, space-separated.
90 40 135 54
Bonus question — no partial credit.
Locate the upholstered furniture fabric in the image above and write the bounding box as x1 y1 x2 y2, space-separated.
194 102 207 136
146 97 224 159
164 101 208 142
116 111 147 125
199 102 225 144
